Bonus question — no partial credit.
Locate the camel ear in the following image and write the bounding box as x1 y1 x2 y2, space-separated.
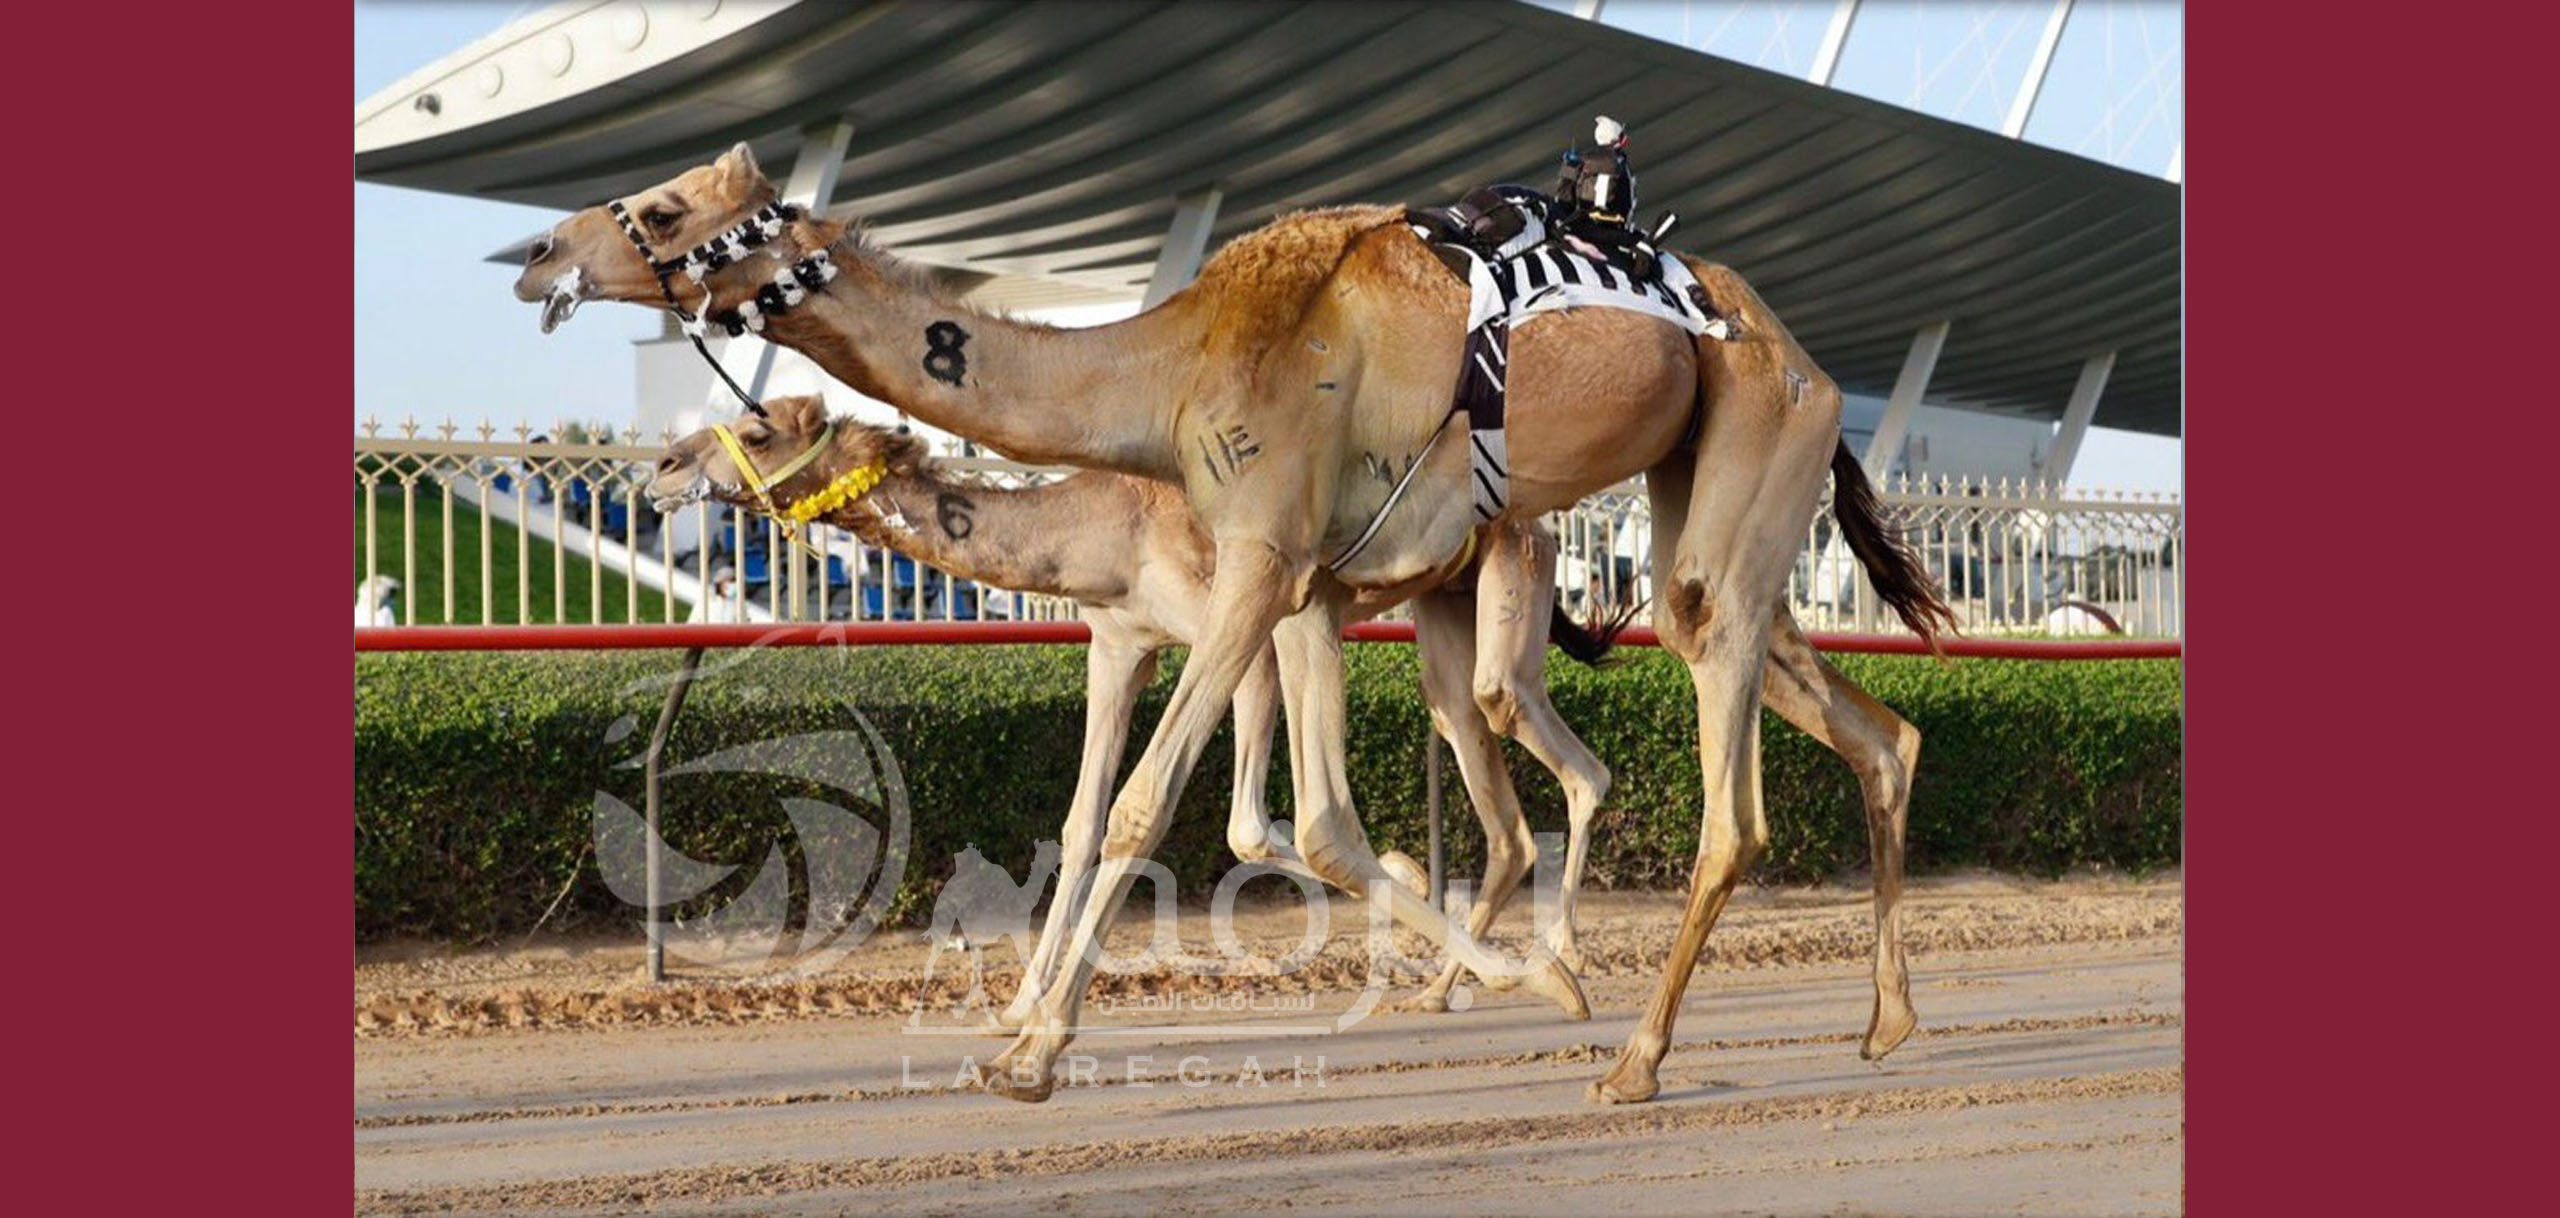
773 393 828 436
715 141 767 198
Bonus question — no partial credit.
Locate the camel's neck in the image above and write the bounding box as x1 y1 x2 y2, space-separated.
823 462 1132 604
761 243 1199 478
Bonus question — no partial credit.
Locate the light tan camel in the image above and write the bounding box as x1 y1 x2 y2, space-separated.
651 398 1932 1033
523 144 1954 1104
644 395 1627 1023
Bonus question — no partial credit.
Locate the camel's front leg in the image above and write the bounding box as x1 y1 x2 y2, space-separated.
1759 604 1923 1059
1224 644 1294 865
1472 524 1612 974
983 541 1300 1102
1395 588 1539 1013
1272 594 1588 1019
995 628 1159 1031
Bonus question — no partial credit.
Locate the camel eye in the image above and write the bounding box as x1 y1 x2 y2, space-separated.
642 207 680 233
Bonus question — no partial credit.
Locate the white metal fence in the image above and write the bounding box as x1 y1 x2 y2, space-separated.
354 423 2180 637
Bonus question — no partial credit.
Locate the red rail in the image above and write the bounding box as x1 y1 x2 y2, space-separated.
355 621 2179 660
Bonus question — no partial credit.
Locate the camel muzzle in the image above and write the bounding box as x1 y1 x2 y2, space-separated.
537 266 592 334
648 477 712 513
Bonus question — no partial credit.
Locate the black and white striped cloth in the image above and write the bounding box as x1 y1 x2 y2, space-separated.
1487 245 1716 337
1325 236 1719 572
1459 244 1716 521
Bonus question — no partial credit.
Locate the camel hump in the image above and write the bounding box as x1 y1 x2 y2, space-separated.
1190 205 1408 356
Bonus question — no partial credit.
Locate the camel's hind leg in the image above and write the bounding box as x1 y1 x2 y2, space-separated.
1758 606 1922 1058
1472 522 1612 974
1591 368 1842 1106
1395 586 1540 1013
1271 590 1588 1021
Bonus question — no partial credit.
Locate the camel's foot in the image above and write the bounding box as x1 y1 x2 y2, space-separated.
1587 1049 1661 1105
1230 819 1303 866
1544 930 1591 978
1385 966 1465 1015
1378 850 1429 897
981 1028 1066 1104
1862 992 1918 1060
1382 989 1450 1015
1523 951 1591 1020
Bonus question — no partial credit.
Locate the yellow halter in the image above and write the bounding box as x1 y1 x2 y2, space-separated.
707 421 884 558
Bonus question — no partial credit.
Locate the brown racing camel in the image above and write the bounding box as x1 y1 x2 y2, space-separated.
652 397 1933 1031
523 144 1954 1104
645 395 1631 1023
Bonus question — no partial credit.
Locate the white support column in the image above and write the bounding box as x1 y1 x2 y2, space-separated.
1808 0 1861 87
1572 0 1607 20
2041 350 2115 487
1142 185 1224 309
704 117 858 411
1864 320 1950 481
2002 0 2075 138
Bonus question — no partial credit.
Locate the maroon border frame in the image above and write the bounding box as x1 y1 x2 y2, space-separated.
17 4 353 1209
16 2 2545 1211
2184 3 2539 1212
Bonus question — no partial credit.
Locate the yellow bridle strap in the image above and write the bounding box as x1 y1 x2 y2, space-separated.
710 420 836 508
708 420 848 561
709 424 769 515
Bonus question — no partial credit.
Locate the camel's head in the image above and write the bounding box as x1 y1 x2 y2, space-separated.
646 395 926 523
513 141 779 332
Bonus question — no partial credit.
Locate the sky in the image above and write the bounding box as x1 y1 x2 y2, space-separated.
354 0 2180 492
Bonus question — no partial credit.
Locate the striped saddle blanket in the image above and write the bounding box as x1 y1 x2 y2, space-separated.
1443 240 1721 526
1483 243 1718 338
1326 204 1725 573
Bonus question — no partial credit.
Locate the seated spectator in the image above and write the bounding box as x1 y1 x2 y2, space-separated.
356 575 400 627
687 567 745 623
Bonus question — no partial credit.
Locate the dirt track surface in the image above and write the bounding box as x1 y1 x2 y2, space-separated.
356 872 2183 1216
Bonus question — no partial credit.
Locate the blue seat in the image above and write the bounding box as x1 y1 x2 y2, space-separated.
743 549 770 584
601 500 629 534
889 553 921 589
864 583 913 620
825 556 851 587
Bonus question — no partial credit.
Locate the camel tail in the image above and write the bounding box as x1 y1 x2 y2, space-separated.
1829 439 1959 657
1548 594 1644 669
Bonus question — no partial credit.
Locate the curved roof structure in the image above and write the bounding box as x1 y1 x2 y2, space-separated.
357 0 2181 434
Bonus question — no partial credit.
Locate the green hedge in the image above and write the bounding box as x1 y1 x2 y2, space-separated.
354 645 2181 941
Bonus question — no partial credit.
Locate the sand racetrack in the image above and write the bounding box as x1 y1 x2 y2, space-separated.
355 872 2182 1216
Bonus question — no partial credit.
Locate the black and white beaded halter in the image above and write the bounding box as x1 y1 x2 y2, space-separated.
606 197 838 416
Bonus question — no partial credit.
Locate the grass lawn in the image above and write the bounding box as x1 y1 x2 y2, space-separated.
355 484 673 625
